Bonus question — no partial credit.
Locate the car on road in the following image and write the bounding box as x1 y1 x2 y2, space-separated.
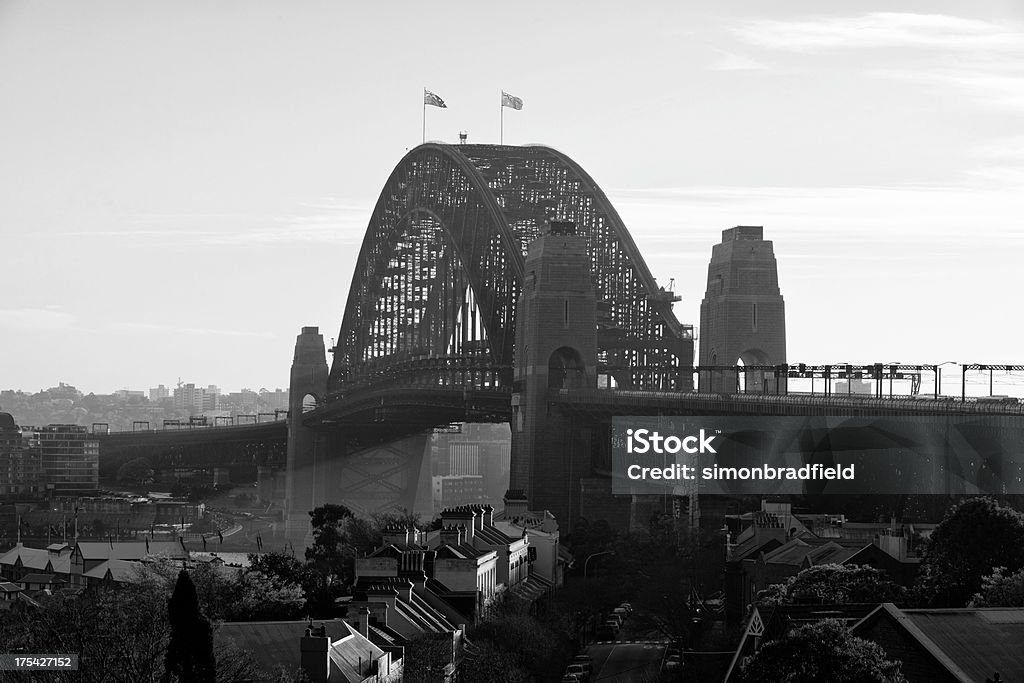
572 654 593 676
565 663 589 680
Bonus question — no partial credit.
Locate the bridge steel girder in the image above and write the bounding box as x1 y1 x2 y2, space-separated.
330 144 694 395
326 431 433 518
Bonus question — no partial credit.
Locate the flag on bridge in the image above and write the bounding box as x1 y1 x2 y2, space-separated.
424 89 447 108
218 529 224 545
501 91 523 110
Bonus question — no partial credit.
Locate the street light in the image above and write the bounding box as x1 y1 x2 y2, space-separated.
884 361 901 398
584 550 615 578
934 361 957 398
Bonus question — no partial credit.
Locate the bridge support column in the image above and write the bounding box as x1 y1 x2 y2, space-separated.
699 226 787 394
286 326 329 551
510 221 597 531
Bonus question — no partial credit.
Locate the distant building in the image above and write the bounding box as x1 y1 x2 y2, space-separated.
173 383 220 412
113 389 145 401
833 379 874 395
431 475 484 511
224 389 259 412
259 388 288 411
20 424 99 495
148 385 170 402
448 443 480 476
0 412 43 499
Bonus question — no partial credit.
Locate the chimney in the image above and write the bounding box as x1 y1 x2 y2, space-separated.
367 585 398 613
440 507 476 542
481 504 495 528
503 489 529 518
440 525 462 547
357 607 370 638
300 624 330 683
468 504 486 531
409 570 428 594
382 524 410 547
395 577 413 603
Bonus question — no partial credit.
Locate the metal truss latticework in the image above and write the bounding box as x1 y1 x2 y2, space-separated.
332 144 694 393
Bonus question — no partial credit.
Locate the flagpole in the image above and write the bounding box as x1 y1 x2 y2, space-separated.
422 88 426 145
500 90 504 145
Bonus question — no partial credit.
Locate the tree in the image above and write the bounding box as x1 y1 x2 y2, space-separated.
969 566 1024 607
249 550 345 618
225 571 305 621
470 613 571 681
758 564 905 606
0 579 170 682
402 633 454 683
117 457 154 485
308 503 355 529
165 570 216 683
915 497 1024 607
458 641 531 683
735 619 906 683
305 503 381 587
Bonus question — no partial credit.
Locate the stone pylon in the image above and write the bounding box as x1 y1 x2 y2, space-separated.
699 226 786 394
509 221 598 529
285 326 329 550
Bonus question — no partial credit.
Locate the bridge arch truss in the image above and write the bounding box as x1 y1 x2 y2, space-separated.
332 144 694 393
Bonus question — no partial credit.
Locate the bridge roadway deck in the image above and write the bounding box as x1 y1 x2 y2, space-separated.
96 420 286 447
95 388 1022 448
551 389 1024 418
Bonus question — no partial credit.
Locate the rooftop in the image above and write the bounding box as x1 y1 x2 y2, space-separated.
854 603 1024 683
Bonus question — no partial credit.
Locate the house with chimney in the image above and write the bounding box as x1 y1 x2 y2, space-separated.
220 619 403 683
724 500 924 621
0 542 72 583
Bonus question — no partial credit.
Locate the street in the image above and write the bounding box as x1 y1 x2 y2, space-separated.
588 641 666 682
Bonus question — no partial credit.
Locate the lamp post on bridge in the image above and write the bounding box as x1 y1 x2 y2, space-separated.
934 362 957 399
884 361 901 399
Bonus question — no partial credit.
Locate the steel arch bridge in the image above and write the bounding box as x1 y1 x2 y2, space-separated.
329 143 694 396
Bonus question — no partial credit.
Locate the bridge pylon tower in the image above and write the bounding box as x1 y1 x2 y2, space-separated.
699 226 787 394
510 221 598 529
285 326 329 549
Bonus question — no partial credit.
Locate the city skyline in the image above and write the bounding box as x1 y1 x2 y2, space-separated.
3 1 1023 393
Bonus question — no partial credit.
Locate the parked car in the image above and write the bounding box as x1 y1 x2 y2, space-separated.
620 602 633 613
572 654 593 675
595 625 617 640
606 613 623 628
612 607 629 620
565 663 590 681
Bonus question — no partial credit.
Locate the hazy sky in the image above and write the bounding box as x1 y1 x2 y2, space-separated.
2 1 1023 394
